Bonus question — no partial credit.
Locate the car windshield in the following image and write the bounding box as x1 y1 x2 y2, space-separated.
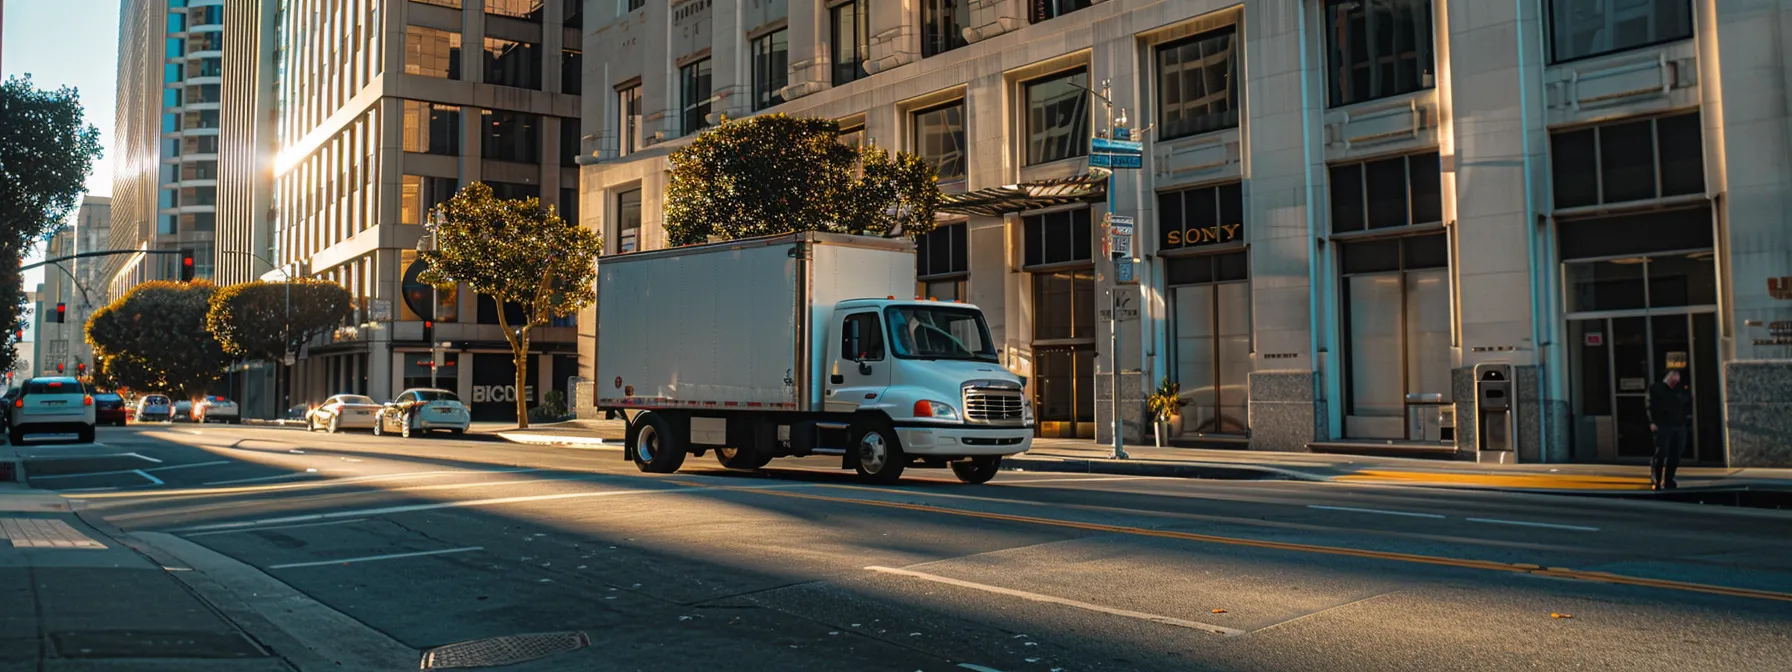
415 390 461 403
885 306 998 362
24 379 84 394
339 395 377 405
146 396 169 404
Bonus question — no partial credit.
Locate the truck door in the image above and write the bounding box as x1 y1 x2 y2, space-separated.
827 310 892 413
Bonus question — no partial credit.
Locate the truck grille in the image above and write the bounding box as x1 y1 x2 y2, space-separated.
963 388 1025 425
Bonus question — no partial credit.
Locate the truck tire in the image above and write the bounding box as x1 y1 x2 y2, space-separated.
715 445 771 470
851 419 906 484
950 457 1001 484
631 412 687 473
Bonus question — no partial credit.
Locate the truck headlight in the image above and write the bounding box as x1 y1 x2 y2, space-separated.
913 400 959 421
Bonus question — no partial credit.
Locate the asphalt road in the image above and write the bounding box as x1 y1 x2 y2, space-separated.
28 423 1792 671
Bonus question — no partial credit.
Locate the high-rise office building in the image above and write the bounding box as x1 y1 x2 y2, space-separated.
271 0 582 418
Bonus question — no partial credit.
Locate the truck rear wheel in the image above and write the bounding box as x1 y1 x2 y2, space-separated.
631 412 686 473
715 445 771 470
950 457 1001 484
851 420 905 485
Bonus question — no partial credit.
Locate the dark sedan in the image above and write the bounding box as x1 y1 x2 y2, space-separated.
92 392 128 426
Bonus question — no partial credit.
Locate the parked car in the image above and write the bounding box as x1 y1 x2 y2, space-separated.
306 394 382 433
373 388 471 438
9 376 96 444
0 388 19 430
193 396 240 423
92 391 128 426
173 399 194 421
135 394 174 422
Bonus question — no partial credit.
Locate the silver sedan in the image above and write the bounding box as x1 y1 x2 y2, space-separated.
306 394 383 433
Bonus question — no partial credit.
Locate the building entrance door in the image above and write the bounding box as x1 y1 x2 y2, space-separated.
1568 311 1720 463
1034 346 1094 439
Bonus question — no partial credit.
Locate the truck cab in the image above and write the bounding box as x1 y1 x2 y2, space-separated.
825 299 1032 482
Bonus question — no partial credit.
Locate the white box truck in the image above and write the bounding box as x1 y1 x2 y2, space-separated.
596 232 1033 483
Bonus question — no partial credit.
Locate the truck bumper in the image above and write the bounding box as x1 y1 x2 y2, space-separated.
896 425 1032 456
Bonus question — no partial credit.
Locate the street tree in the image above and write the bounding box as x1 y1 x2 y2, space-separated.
85 281 228 395
206 280 355 362
0 75 104 376
419 182 602 428
664 113 942 246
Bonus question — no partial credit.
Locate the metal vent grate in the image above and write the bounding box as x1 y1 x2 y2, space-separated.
963 388 1025 424
419 631 589 670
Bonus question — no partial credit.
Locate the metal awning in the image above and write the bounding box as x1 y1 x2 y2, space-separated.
937 172 1109 217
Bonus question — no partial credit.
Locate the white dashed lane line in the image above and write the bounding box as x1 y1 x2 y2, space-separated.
1465 517 1600 532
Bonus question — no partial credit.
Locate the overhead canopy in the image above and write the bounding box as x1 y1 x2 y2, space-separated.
936 172 1109 218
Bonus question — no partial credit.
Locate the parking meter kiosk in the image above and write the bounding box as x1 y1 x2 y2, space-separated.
1474 363 1517 464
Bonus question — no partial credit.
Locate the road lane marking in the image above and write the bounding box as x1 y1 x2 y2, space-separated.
957 665 1006 672
145 460 231 472
205 473 318 485
751 489 1792 604
998 476 1164 485
1308 505 1445 519
269 546 483 569
184 519 370 538
867 566 1244 636
78 468 550 499
133 470 165 485
1466 517 1599 532
162 482 826 532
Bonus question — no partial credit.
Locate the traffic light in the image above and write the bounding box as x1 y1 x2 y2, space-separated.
76 363 86 377
54 303 66 323
179 248 196 281
56 363 64 374
422 320 434 343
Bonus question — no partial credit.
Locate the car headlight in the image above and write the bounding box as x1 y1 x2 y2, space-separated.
913 400 959 421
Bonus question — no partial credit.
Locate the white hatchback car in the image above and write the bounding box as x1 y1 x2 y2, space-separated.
374 388 471 438
307 394 383 433
135 394 174 422
193 395 240 423
9 377 97 444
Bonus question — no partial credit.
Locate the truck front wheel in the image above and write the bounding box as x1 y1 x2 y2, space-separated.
631 412 687 473
851 420 906 485
950 457 1001 484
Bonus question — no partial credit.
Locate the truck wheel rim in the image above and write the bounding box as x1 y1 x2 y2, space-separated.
637 425 659 462
859 432 888 473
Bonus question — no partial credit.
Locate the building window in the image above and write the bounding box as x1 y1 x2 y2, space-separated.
405 25 463 80
162 113 181 133
1328 151 1442 234
186 83 221 103
1023 207 1092 268
616 188 641 253
1323 0 1434 107
618 85 642 155
1159 182 1244 251
412 0 462 8
1024 69 1090 166
488 181 541 201
921 0 969 57
400 176 458 224
158 214 178 235
182 213 216 232
180 186 217 206
831 1 870 86
1339 232 1452 439
559 187 579 224
626 0 645 11
752 29 789 111
194 57 222 77
183 109 220 128
485 0 542 21
560 117 581 167
1549 0 1693 63
912 101 967 188
164 63 183 83
562 49 582 94
484 38 541 90
838 122 865 150
1028 0 1093 23
564 0 583 28
1550 111 1704 210
680 58 712 136
915 223 968 300
482 110 541 163
1166 250 1250 435
1157 26 1240 140
402 100 461 155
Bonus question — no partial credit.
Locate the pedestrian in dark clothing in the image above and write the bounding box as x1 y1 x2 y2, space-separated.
1648 369 1692 490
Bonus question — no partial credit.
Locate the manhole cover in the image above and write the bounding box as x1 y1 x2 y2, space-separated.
420 631 590 669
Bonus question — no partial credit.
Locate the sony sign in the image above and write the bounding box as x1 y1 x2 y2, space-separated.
471 385 535 404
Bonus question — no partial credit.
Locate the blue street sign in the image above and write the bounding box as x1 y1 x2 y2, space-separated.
1089 153 1143 170
1116 259 1137 284
1090 153 1112 168
1114 127 1131 141
1091 137 1145 154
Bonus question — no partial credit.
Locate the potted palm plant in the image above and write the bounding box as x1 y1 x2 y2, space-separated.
1145 377 1188 448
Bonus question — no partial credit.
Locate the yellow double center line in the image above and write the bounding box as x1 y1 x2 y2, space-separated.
745 487 1792 604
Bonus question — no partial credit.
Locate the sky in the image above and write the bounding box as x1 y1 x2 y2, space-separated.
3 0 122 296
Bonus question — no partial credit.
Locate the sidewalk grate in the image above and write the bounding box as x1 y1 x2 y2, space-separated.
419 631 590 669
0 517 107 549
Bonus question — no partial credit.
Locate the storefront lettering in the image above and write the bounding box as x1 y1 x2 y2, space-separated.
472 385 535 404
1163 223 1242 249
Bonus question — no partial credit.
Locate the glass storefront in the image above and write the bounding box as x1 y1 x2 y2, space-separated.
1167 251 1250 435
1339 232 1452 439
1025 208 1095 438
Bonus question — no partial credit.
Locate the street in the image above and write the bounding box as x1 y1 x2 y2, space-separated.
24 424 1792 671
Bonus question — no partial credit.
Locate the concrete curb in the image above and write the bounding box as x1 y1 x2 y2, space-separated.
491 431 623 448
1003 456 1314 481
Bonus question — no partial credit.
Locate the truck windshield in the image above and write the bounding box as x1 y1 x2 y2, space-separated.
885 306 997 362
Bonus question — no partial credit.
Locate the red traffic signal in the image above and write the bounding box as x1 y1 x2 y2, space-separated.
179 248 196 281
55 302 66 323
76 363 86 376
56 363 64 373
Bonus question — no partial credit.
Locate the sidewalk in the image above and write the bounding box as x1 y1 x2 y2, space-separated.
0 482 289 671
479 421 1792 496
